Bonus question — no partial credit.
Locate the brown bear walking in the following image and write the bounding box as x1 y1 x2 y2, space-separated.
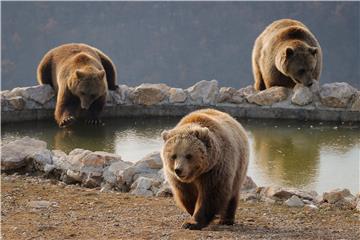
37 43 117 128
161 109 249 230
252 19 322 90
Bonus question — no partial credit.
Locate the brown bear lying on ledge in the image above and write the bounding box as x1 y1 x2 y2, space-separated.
161 109 249 230
37 43 118 128
252 18 322 90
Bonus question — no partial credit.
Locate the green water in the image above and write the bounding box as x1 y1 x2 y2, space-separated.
2 117 359 193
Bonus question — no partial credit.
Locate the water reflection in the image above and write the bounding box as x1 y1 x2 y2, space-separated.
1 117 359 193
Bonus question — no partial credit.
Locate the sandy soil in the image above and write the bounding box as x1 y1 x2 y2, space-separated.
1 174 359 240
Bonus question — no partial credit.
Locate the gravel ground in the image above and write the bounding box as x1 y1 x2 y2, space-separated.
1 174 359 240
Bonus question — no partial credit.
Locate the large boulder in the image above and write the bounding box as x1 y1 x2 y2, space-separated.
103 160 133 191
121 151 163 187
217 87 245 104
169 88 187 103
323 188 354 204
187 80 219 104
260 186 317 201
247 87 289 106
319 82 357 108
291 84 313 106
130 83 170 105
350 91 360 111
1 137 47 171
130 176 161 197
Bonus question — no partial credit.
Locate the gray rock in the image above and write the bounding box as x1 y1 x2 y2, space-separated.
304 204 319 211
356 200 360 212
169 88 187 103
350 91 360 111
130 83 170 105
7 96 25 110
323 188 354 204
121 152 163 186
103 160 133 191
241 176 257 191
217 87 237 103
29 149 53 172
1 137 47 171
21 85 55 105
156 181 173 197
319 82 357 108
237 85 258 98
187 80 219 104
130 176 161 196
106 90 123 106
261 187 316 201
291 84 313 106
285 195 304 207
28 200 57 209
247 87 289 106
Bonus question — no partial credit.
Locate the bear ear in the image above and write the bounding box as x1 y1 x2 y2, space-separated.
161 130 170 141
76 70 87 79
309 47 318 55
194 127 210 141
285 47 294 58
97 70 105 79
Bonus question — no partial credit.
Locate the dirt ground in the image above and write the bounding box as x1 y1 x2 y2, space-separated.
1 174 359 240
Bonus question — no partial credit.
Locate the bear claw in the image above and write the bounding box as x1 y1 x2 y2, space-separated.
86 119 104 126
59 116 76 128
181 221 204 230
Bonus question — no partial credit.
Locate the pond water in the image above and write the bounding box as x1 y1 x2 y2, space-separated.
2 117 359 194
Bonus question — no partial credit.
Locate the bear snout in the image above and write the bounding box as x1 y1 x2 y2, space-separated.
174 168 183 177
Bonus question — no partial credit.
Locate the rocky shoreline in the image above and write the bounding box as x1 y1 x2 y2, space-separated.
2 137 359 213
1 80 359 123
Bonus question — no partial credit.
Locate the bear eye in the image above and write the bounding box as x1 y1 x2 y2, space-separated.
80 91 86 96
90 94 96 98
298 69 305 75
171 154 177 160
185 154 192 160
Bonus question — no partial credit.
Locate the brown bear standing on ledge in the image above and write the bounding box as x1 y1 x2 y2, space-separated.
161 109 249 230
37 43 117 128
252 19 322 90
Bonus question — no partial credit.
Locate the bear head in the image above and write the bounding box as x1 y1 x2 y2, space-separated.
161 125 213 183
276 41 318 87
68 67 107 110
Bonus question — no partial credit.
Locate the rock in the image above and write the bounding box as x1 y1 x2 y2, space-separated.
28 200 57 209
291 84 313 106
156 182 173 197
319 82 357 108
356 200 360 212
1 137 47 171
323 188 354 204
237 85 258 98
304 204 319 211
103 160 133 191
121 152 163 186
261 187 316 201
350 91 360 111
285 195 304 207
21 85 55 105
130 83 170 105
7 96 25 110
169 88 187 103
106 90 123 106
59 149 124 187
217 87 237 103
241 176 257 191
187 80 219 104
29 149 53 172
246 86 289 106
130 176 161 196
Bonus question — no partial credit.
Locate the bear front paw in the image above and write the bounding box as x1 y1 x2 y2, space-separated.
218 218 235 225
85 119 105 126
181 220 205 230
59 116 76 128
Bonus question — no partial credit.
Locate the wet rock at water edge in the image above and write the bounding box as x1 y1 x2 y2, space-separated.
319 82 357 108
1 137 47 171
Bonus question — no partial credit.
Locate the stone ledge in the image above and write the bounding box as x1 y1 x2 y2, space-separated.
1 80 359 123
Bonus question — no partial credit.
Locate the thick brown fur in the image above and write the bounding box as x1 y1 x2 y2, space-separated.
37 43 118 128
161 109 249 230
252 19 322 90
